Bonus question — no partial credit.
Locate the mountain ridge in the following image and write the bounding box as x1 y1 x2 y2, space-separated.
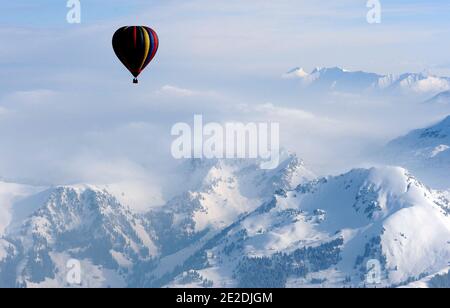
383 115 450 188
283 67 450 97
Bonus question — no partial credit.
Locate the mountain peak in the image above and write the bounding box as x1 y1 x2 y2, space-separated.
387 116 450 148
283 67 354 79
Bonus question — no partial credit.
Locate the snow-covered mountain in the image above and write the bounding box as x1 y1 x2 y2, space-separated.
0 181 45 236
284 67 381 93
426 91 450 106
0 186 159 287
142 154 315 283
383 115 450 188
0 154 317 287
284 67 450 97
164 167 450 288
0 154 449 288
380 73 450 95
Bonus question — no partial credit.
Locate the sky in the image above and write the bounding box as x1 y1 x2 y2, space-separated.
1 0 450 210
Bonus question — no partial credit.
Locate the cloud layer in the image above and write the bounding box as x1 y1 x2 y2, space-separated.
1 1 450 209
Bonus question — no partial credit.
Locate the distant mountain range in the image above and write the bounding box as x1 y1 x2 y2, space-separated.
283 67 450 97
426 91 450 106
1 153 449 288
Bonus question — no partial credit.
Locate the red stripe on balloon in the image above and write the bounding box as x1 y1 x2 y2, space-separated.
149 28 159 61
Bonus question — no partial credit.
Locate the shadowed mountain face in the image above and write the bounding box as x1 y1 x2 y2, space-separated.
1 156 449 288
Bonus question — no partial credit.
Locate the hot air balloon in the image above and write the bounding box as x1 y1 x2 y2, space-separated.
112 26 159 84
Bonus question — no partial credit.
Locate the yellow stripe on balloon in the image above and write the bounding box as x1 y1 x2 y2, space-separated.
139 27 151 71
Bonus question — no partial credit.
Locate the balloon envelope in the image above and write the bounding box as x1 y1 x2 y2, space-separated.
112 26 159 83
